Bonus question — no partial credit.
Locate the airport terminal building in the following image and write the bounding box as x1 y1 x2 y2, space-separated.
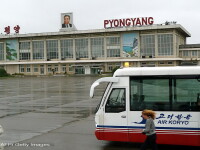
0 16 200 75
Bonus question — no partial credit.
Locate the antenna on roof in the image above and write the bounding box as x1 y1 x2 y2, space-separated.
165 21 177 25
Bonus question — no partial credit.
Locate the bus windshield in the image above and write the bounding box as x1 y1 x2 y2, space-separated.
130 75 200 111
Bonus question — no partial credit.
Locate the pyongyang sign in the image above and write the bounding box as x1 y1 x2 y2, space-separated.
104 17 154 28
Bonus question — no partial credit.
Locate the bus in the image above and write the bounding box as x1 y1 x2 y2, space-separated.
90 66 200 146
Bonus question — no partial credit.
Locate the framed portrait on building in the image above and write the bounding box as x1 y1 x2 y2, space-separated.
60 12 76 31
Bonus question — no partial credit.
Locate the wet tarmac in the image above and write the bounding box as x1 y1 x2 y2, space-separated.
0 76 199 150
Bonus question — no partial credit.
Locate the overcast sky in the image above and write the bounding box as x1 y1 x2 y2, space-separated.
0 0 199 44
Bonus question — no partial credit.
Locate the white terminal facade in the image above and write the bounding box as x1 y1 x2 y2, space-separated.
0 23 200 75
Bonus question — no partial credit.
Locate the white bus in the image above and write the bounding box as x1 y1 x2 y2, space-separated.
90 66 200 146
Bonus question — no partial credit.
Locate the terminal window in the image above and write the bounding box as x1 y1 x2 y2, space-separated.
91 38 104 58
46 40 59 59
106 37 120 57
75 39 88 58
140 35 155 56
19 42 31 60
158 34 173 56
61 39 73 59
32 41 44 60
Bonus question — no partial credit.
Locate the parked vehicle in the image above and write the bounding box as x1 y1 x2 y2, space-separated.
90 66 200 146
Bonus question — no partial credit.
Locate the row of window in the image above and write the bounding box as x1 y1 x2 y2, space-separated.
0 34 177 61
19 63 120 74
19 65 101 75
18 61 176 74
19 64 71 73
180 50 200 57
0 37 120 61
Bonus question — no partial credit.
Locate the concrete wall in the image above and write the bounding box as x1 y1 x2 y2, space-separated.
4 65 19 75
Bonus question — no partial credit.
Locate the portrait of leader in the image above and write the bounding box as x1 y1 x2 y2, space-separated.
62 15 72 28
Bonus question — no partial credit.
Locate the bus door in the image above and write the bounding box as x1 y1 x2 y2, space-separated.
102 80 129 141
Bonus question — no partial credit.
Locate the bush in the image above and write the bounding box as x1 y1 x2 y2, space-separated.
12 73 24 76
0 68 8 77
112 66 120 75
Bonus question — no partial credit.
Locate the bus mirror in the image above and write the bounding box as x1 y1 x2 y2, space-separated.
90 77 119 98
90 82 99 98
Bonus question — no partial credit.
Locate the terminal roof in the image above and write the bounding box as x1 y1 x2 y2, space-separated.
0 24 190 39
179 44 200 49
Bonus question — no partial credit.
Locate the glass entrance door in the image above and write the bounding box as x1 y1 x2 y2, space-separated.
75 67 85 74
91 68 100 74
40 65 44 75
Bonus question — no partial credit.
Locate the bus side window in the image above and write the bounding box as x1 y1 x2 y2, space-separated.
130 94 146 111
105 88 126 113
173 78 200 111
